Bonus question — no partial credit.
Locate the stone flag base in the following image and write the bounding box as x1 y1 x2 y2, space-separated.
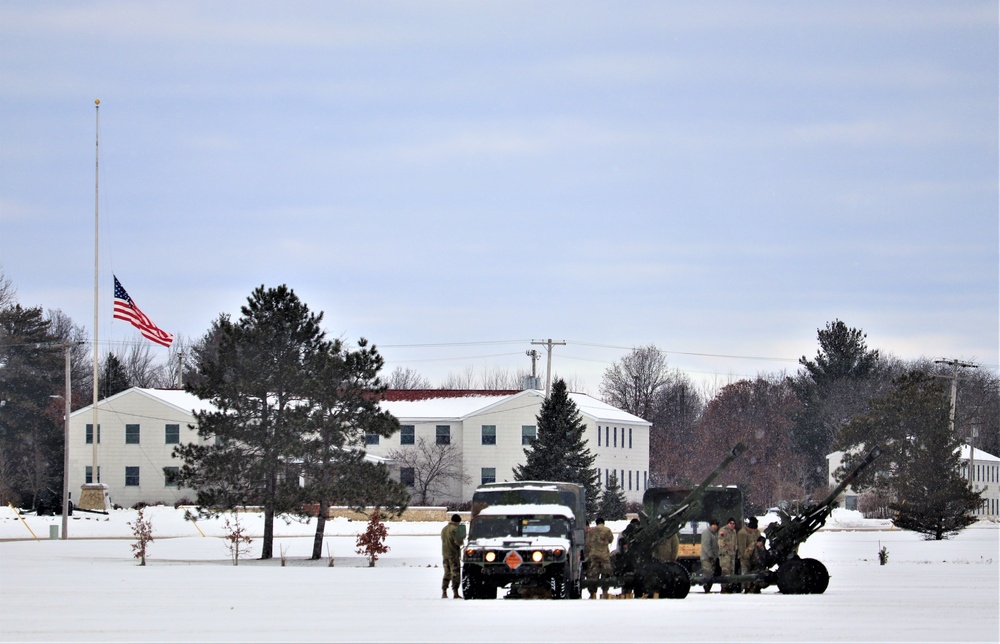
78 483 111 511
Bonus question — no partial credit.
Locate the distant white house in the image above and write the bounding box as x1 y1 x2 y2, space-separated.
68 387 651 509
366 388 652 505
827 446 999 518
68 388 215 509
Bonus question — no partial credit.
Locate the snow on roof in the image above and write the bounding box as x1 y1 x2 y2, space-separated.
69 387 216 417
959 444 999 462
478 504 575 518
380 389 650 425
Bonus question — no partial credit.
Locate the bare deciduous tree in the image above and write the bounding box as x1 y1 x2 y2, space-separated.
385 366 432 389
600 345 671 419
387 438 470 505
440 366 476 390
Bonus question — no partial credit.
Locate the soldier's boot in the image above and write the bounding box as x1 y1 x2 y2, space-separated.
452 586 461 599
441 580 449 599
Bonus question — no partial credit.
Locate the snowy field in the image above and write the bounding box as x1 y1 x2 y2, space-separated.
1 506 997 643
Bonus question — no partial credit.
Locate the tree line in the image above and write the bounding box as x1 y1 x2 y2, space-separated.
599 322 997 538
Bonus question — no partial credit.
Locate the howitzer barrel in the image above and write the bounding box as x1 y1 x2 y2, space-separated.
815 446 882 512
638 443 747 552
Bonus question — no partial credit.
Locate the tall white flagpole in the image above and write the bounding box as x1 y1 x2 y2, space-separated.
91 99 100 492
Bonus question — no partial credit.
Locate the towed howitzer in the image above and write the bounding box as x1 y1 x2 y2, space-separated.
607 443 747 599
757 445 883 594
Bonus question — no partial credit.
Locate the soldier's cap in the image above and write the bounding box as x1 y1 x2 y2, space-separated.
709 518 719 526
451 514 461 523
746 517 758 528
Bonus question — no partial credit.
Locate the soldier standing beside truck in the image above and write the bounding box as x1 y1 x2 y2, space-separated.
441 514 464 599
717 517 739 593
584 517 614 598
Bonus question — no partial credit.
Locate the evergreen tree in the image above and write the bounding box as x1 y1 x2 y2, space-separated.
790 319 882 487
597 471 627 520
514 379 600 518
838 371 982 540
300 337 408 560
175 285 326 559
99 353 130 399
0 304 65 509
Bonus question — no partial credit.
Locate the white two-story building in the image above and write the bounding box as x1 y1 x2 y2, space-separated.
366 388 651 505
68 387 651 508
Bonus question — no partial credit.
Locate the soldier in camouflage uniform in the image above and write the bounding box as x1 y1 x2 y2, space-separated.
737 516 761 593
717 517 739 593
584 517 614 599
440 514 464 598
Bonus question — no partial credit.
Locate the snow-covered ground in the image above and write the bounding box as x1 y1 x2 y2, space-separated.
1 506 997 643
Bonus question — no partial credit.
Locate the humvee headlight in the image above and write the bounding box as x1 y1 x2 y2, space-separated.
485 551 497 562
531 551 544 563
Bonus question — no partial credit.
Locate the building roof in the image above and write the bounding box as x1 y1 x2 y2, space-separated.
69 387 216 418
380 388 650 425
959 444 1000 462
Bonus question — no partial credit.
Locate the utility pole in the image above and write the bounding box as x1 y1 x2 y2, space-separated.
530 339 565 398
934 358 978 486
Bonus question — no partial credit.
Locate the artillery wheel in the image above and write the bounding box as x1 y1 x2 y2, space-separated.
801 558 829 594
639 561 690 599
776 558 829 595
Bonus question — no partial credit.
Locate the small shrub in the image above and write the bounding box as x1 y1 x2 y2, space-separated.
128 507 154 566
223 513 254 566
355 509 390 567
878 544 889 565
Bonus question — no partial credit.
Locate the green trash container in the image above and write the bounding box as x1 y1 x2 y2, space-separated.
49 525 59 540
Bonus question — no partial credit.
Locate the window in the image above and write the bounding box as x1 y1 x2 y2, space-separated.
521 425 536 446
613 427 617 448
165 424 180 444
604 426 609 447
85 466 101 484
400 425 415 445
481 425 496 446
163 467 180 487
125 424 140 444
628 470 632 490
481 467 496 485
400 467 415 487
85 424 101 444
365 432 380 446
436 425 451 445
125 466 140 487
628 427 633 449
598 425 601 447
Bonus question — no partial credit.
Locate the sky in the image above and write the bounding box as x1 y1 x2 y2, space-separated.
1 2 997 394
1 506 997 642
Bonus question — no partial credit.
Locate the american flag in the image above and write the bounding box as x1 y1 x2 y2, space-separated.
113 275 174 348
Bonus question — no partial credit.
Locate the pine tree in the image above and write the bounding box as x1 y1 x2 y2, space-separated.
514 379 600 518
100 353 130 399
300 338 408 560
597 471 627 520
839 371 982 540
175 285 326 559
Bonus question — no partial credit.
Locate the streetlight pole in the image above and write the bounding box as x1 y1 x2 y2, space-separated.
61 344 71 540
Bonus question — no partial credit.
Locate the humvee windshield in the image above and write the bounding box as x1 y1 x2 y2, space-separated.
470 515 572 540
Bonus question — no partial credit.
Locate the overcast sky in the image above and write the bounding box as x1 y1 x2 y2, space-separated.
1 2 997 393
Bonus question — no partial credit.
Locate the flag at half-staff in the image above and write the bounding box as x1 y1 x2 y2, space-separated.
113 275 174 347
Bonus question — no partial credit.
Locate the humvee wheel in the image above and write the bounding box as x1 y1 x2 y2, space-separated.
640 561 690 599
550 569 570 599
776 558 829 594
